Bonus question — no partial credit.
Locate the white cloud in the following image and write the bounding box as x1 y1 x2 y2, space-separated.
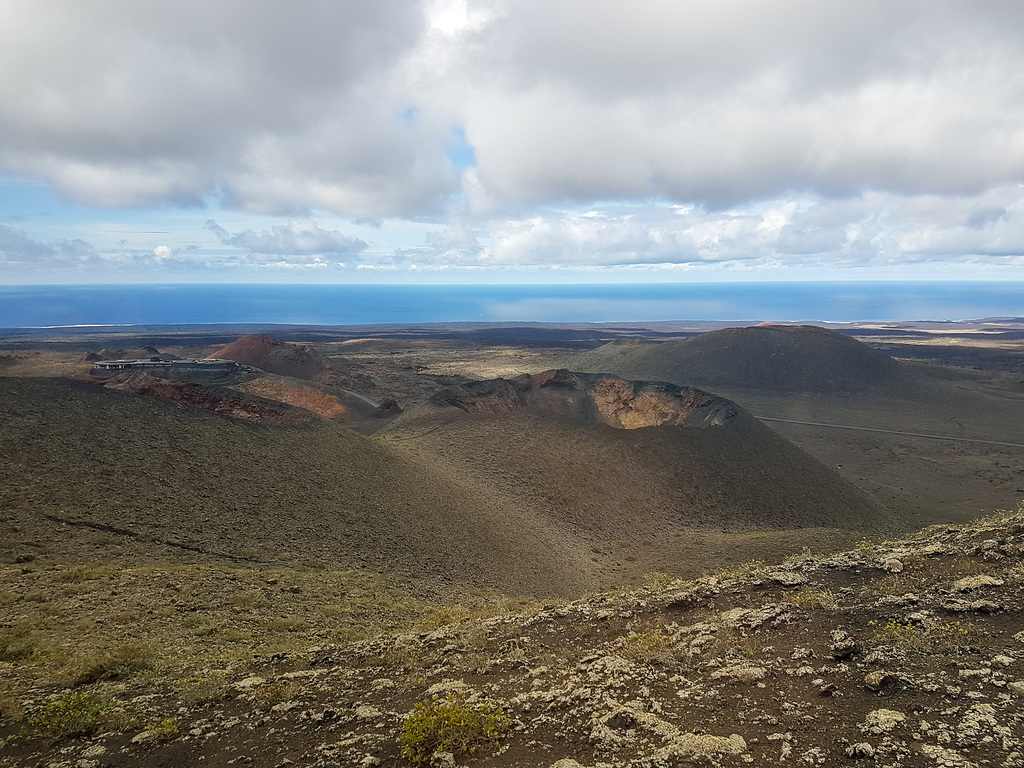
5 1 1024 218
0 0 457 215
0 224 99 270
393 187 1024 272
442 1 1024 209
2 2 1024 278
207 219 367 259
0 218 371 277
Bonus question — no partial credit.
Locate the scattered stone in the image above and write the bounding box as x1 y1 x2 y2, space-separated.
830 630 859 660
655 733 747 763
864 671 898 691
958 667 990 679
953 575 1004 591
719 604 789 630
846 742 875 759
919 744 976 767
711 663 767 683
860 709 906 735
969 599 1001 613
800 746 827 764
956 703 1003 748
235 676 266 690
426 680 470 696
767 570 807 587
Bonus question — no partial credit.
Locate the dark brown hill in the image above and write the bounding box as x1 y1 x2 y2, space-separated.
0 377 592 597
384 371 888 537
1 373 890 599
430 369 737 428
97 371 321 426
84 345 176 362
206 334 328 380
572 324 911 393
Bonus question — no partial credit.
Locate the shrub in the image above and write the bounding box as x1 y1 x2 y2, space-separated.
73 643 153 686
175 670 230 704
620 629 671 662
399 693 511 763
869 619 984 654
255 680 300 705
145 717 180 741
715 560 767 581
23 691 110 739
643 572 684 589
0 626 36 663
784 587 839 610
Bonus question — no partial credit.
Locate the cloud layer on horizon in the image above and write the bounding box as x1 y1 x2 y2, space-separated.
2 1 1024 276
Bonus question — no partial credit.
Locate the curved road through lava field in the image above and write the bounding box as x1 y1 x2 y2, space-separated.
756 416 1024 450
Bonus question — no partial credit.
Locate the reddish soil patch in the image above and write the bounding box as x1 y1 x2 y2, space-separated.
430 370 736 428
97 372 315 426
206 335 327 380
237 378 346 419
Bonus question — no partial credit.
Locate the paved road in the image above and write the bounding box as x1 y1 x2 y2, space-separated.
339 388 381 409
756 416 1024 450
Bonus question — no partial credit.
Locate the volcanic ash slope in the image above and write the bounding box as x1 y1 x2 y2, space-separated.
570 324 915 394
206 334 330 381
381 370 889 539
0 377 593 597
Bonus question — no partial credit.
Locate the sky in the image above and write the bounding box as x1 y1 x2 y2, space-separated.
2 0 1024 284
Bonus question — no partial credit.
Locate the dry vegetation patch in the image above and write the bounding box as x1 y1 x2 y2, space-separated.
3 506 1024 766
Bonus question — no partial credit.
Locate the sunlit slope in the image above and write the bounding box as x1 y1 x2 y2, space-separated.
565 323 1024 443
0 377 592 596
382 371 888 535
570 324 914 393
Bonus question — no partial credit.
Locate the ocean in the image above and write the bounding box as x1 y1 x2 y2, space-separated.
0 282 1022 328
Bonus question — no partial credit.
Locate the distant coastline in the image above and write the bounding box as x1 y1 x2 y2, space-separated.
1 282 1022 328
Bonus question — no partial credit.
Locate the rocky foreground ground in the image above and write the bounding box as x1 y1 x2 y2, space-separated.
3 506 1024 767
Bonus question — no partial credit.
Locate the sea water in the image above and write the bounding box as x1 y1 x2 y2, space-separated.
0 282 1022 328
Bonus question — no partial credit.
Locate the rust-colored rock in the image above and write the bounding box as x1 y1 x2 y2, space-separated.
207 335 328 381
430 370 736 430
99 372 315 426
236 378 346 420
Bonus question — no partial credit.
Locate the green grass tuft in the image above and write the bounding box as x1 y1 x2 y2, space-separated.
399 692 511 764
23 691 112 740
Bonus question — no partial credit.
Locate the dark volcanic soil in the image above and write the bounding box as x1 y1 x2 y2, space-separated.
388 370 889 535
207 335 330 381
98 372 319 426
573 324 915 394
3 509 1024 767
